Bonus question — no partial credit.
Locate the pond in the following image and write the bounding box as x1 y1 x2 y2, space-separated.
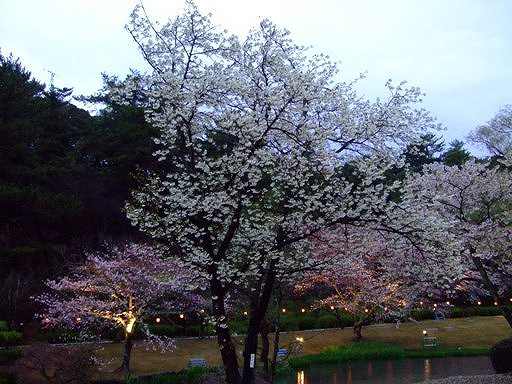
275 356 493 384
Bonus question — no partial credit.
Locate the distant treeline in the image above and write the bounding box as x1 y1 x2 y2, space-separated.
0 53 474 322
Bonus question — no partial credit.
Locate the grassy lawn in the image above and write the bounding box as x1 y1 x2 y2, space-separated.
96 316 511 379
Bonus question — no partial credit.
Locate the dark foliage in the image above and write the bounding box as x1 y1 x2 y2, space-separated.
490 337 512 373
0 55 156 322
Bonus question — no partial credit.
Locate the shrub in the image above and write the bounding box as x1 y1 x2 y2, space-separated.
126 367 214 384
490 337 512 373
410 309 434 321
0 348 22 364
0 321 8 331
280 317 299 332
297 315 317 330
0 331 22 346
0 373 16 384
315 315 338 329
15 343 96 384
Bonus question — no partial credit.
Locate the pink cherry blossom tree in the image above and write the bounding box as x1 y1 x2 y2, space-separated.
403 161 512 326
298 225 424 340
35 243 202 375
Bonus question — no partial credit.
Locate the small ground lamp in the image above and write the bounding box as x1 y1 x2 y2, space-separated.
155 317 161 323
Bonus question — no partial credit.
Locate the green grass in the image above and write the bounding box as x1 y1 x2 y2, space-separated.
126 367 214 384
288 341 490 369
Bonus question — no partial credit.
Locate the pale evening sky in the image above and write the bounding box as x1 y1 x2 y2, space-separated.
1 0 511 150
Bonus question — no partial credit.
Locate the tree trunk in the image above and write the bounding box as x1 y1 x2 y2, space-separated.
500 305 512 328
269 300 282 384
353 321 363 341
121 331 133 377
472 255 512 328
211 278 241 384
241 267 276 384
260 320 271 378
216 325 241 384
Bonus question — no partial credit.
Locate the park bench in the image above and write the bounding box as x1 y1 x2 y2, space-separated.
276 348 288 361
188 358 208 368
423 336 439 348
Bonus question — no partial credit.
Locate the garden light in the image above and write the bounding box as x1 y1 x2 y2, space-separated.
179 314 184 319
477 301 481 305
282 308 286 313
243 311 248 316
301 308 306 313
422 330 427 335
296 337 304 343
330 306 335 310
156 317 161 323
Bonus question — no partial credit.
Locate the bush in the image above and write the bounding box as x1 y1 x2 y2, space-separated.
490 337 512 373
15 343 96 384
0 373 16 384
315 315 338 329
0 331 22 346
0 321 8 331
297 315 317 330
125 367 214 384
280 317 299 332
0 348 22 364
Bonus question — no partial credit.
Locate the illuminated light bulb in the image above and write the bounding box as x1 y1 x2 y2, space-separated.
126 317 136 333
420 301 423 305
422 330 427 335
179 314 184 319
301 308 306 313
364 308 369 313
200 309 205 314
282 308 286 313
433 304 437 308
509 298 512 302
295 337 304 343
243 311 248 316
446 301 450 305
156 317 161 323
76 317 81 322
494 302 498 306
330 306 335 310
477 301 481 305
384 307 388 311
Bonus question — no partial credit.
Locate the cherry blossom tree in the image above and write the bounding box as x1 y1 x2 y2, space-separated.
35 243 202 375
403 161 512 326
469 105 512 157
297 225 425 340
116 2 438 383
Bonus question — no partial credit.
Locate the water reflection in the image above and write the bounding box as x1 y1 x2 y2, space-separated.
277 356 492 384
297 370 305 384
424 359 431 381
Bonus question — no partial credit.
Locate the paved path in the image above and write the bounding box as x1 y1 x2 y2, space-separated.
419 375 512 384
